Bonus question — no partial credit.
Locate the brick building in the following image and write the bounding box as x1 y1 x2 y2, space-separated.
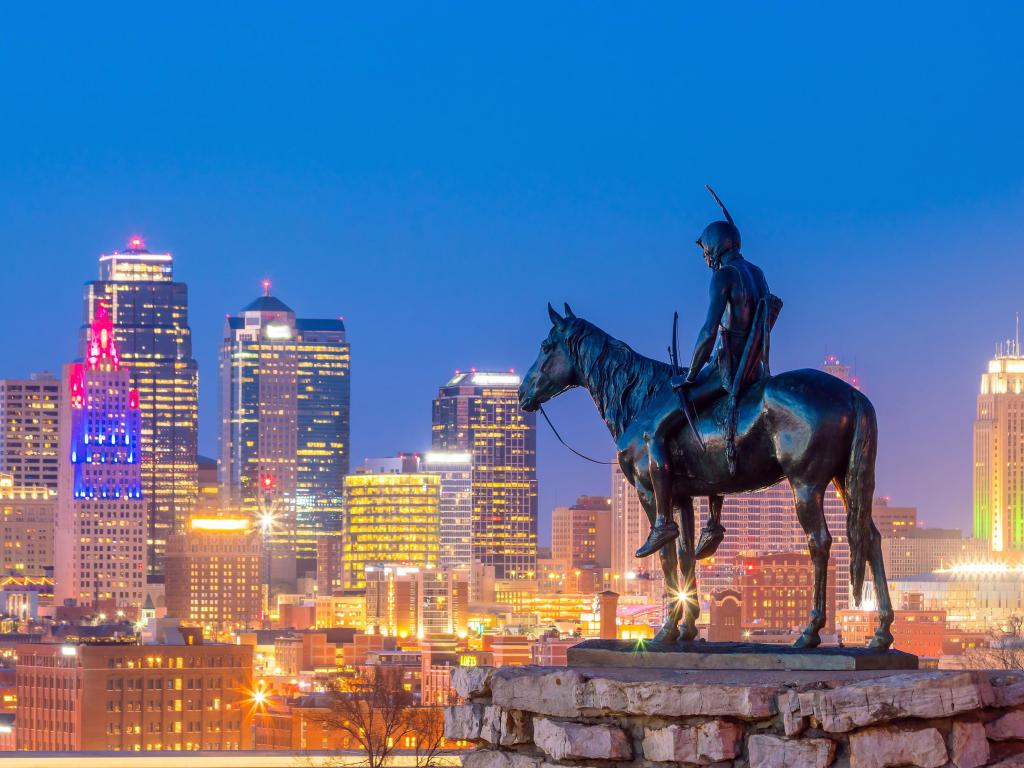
15 639 253 751
737 552 836 633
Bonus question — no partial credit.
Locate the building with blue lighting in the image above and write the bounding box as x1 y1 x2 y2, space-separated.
55 303 146 610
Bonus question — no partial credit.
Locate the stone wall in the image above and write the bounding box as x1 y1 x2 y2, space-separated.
444 665 1024 768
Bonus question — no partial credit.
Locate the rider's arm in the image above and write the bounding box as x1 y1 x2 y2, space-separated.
684 269 730 382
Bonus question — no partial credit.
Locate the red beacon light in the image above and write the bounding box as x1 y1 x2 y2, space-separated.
260 474 276 492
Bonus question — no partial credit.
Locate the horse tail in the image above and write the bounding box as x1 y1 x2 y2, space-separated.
844 389 878 607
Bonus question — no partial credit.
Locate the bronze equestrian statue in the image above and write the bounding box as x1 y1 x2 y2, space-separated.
518 190 895 650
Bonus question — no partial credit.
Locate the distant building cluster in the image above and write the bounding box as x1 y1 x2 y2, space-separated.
0 238 1019 754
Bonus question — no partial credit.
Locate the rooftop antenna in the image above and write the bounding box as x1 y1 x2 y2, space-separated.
1016 312 1020 356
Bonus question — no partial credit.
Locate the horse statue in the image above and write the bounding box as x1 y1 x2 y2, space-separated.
519 303 895 650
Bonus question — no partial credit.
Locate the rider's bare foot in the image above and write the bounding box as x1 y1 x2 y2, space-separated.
635 518 679 558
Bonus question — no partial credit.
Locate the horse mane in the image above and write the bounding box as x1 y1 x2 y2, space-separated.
564 318 671 437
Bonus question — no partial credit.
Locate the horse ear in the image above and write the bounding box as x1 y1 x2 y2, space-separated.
547 302 565 328
563 302 576 319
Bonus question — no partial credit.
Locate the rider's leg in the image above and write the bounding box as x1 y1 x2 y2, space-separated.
635 411 686 559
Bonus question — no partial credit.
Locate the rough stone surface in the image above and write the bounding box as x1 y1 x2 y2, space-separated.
849 726 948 768
990 756 1024 768
642 720 743 764
949 720 989 768
986 709 1024 741
445 704 531 746
778 691 808 737
747 734 836 768
799 671 993 733
453 666 496 700
489 666 780 720
533 717 631 761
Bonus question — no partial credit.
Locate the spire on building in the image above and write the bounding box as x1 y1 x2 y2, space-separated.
86 302 120 371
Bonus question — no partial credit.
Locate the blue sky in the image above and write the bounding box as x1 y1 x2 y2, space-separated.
2 3 1023 540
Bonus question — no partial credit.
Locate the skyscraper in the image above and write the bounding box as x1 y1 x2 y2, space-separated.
610 464 651 584
432 371 537 580
551 495 612 570
0 373 61 490
220 283 350 585
342 467 441 590
83 237 198 576
973 338 1024 551
421 450 473 569
55 304 146 610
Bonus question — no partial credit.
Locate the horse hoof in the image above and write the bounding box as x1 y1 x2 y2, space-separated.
652 626 679 644
868 633 894 650
793 631 821 649
679 624 699 643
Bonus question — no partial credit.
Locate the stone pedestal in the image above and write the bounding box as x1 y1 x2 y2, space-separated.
567 639 919 671
445 665 1024 767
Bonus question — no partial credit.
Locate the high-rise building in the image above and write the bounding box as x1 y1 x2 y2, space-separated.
551 495 612 571
195 455 222 515
417 567 470 637
973 340 1024 551
0 474 56 577
421 451 473 569
16 639 254 751
432 371 537 580
164 516 263 632
55 304 146 611
220 283 350 586
610 464 652 584
83 237 198 577
341 467 440 590
0 373 61 490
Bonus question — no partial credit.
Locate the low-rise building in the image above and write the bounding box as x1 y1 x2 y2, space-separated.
15 635 254 751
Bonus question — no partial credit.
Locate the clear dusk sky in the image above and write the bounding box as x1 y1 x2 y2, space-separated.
2 3 1023 542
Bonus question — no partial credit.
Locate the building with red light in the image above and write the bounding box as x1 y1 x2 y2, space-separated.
220 285 351 590
15 640 254 752
737 552 836 634
55 304 146 610
85 238 198 577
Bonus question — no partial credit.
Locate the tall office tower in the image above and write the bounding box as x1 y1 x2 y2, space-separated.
417 567 470 637
610 464 651 584
83 237 198 576
341 466 440 590
974 338 1024 551
696 482 851 612
220 283 350 586
164 516 263 632
880 528 990 579
0 474 56 577
432 371 537 579
422 451 473 569
55 304 146 610
0 372 61 489
822 354 859 389
195 454 222 515
551 495 612 570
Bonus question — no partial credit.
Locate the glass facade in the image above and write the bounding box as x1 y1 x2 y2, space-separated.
341 472 441 590
432 372 537 580
0 373 61 490
82 238 198 576
220 289 350 588
421 451 473 569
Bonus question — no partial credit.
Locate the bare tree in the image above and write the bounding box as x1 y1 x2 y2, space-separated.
971 615 1024 670
315 666 451 768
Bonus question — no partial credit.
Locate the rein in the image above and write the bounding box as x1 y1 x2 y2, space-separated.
538 404 616 466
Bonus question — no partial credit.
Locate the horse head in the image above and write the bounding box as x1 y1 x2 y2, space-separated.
518 303 581 412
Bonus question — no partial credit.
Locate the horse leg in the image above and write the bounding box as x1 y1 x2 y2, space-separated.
867 523 895 649
791 482 832 649
635 433 680 558
637 485 681 643
676 495 700 641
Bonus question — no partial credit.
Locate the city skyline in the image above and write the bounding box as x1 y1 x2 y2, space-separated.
4 5 1024 540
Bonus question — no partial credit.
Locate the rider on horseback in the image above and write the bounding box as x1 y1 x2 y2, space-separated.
636 187 782 559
